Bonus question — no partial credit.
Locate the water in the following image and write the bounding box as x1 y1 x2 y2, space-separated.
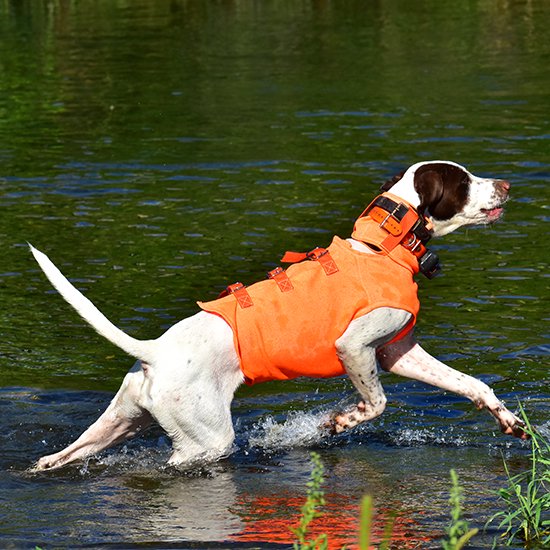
1 1 549 548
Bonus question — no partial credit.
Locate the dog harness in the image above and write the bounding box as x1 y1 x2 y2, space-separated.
198 193 436 385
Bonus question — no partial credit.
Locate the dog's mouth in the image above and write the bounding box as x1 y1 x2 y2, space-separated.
481 181 510 222
481 206 504 222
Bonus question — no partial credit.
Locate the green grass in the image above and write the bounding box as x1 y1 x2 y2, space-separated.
290 451 328 550
488 404 550 547
290 454 396 550
441 469 478 550
358 494 395 550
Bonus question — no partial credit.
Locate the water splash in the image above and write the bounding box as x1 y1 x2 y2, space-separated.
247 410 331 451
387 427 468 447
71 437 174 475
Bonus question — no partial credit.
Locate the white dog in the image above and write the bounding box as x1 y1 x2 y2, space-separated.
30 160 527 471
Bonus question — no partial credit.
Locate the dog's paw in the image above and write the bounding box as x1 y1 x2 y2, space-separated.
322 411 353 435
321 414 343 435
492 407 529 440
30 452 67 472
322 401 368 435
32 456 55 471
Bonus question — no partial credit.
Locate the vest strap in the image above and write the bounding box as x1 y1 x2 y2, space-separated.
367 205 405 236
267 267 294 292
354 193 441 278
220 282 253 308
281 247 339 276
308 247 339 275
280 250 307 263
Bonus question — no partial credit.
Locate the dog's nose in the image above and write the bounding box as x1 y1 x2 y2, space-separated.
495 179 511 199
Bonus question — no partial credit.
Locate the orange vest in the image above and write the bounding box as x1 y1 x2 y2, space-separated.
198 236 420 385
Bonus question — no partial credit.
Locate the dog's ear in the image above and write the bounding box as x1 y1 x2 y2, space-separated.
414 169 444 217
380 171 405 191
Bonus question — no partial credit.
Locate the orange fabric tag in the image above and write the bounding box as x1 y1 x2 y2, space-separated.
225 283 253 308
267 267 294 292
317 252 339 275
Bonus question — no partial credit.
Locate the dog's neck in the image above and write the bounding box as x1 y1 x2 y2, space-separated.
347 238 376 254
351 192 431 248
349 192 441 278
382 174 422 209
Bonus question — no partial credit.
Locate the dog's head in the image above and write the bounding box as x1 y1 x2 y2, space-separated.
381 161 510 237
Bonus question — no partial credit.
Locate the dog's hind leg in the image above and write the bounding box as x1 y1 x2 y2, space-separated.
142 312 244 467
32 363 152 471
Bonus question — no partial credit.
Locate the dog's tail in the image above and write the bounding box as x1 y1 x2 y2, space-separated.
29 244 156 364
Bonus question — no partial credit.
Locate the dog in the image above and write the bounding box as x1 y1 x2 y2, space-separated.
29 160 527 471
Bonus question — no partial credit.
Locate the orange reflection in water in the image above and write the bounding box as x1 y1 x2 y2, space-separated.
231 491 435 549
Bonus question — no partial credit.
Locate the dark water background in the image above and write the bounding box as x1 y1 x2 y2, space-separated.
0 1 548 548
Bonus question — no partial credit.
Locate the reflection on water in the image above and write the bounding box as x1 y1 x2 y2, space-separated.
0 386 540 548
1 0 549 548
122 469 245 543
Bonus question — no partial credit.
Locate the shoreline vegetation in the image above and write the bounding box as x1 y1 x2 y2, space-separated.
293 408 549 549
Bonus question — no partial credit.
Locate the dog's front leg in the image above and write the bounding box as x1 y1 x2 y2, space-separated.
328 344 386 434
327 309 412 434
377 333 528 439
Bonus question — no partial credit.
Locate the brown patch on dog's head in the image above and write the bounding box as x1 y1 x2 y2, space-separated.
381 162 470 220
414 163 470 220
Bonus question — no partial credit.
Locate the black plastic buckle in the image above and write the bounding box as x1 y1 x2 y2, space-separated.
411 218 432 244
418 250 441 279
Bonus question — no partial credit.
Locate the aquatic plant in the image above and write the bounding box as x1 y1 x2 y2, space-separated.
358 494 395 550
292 455 482 549
441 469 478 549
291 452 395 549
293 412 549 550
489 405 550 547
291 451 328 550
